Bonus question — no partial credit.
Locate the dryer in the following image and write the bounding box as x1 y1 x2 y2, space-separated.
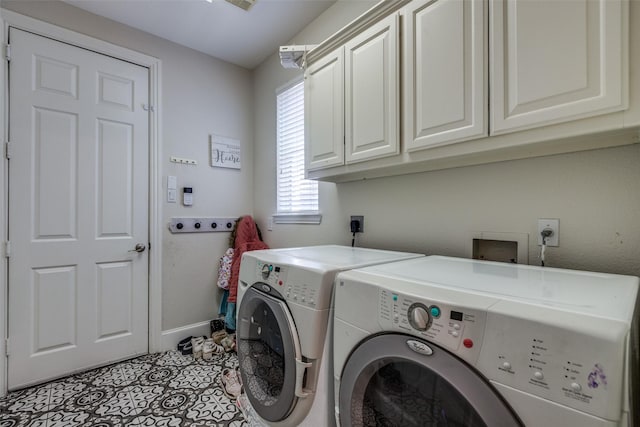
236 245 423 426
333 256 639 427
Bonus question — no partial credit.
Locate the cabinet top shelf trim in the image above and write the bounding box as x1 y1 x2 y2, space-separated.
305 0 411 65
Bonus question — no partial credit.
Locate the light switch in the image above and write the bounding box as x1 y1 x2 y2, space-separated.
167 176 177 203
167 175 177 190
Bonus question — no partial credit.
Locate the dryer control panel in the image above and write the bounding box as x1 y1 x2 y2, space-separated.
378 289 486 365
253 261 328 309
254 261 288 289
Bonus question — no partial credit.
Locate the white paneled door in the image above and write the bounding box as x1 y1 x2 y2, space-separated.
7 28 149 389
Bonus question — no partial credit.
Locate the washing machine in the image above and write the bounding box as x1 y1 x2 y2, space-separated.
236 245 423 426
333 256 639 427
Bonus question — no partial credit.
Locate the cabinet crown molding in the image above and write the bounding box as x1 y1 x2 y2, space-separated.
305 0 411 65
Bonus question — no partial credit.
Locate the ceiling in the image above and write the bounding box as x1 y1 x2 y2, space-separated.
63 0 337 69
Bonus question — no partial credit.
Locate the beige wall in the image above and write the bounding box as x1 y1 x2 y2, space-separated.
2 1 255 330
4 0 639 338
253 0 378 248
253 1 640 277
333 145 640 276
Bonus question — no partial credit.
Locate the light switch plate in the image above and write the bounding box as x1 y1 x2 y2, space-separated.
167 175 177 190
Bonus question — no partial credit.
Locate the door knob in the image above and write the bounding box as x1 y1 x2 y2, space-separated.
129 243 146 253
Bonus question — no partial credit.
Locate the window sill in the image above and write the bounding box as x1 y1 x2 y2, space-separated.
273 212 322 225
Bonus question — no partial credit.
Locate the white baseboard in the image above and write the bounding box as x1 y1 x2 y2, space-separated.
160 321 211 352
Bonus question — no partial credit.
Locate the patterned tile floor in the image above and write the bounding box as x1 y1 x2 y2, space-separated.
0 351 247 427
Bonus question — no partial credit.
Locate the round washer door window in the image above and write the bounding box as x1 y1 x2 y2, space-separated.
236 285 301 422
340 334 523 427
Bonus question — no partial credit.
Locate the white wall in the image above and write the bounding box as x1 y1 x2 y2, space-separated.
253 1 640 277
4 0 639 342
253 0 378 248
334 145 640 275
1 0 254 330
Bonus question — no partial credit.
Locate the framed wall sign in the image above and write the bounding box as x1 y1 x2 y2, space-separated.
210 134 241 169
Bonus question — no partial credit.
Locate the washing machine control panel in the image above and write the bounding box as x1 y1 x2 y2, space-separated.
255 261 288 290
379 289 486 363
475 309 627 420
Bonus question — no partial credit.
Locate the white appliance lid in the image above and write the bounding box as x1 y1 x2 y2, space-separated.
250 245 423 270
356 256 639 321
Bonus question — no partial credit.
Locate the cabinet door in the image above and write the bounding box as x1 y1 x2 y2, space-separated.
305 47 345 171
345 14 400 164
491 0 628 134
404 0 487 152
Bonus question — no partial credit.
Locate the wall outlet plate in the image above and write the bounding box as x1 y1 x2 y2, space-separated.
350 215 364 233
537 218 559 246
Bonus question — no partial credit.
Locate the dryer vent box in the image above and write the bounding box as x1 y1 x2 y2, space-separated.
473 239 518 264
469 231 529 264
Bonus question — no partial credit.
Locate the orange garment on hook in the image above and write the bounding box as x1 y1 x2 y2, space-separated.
228 216 269 303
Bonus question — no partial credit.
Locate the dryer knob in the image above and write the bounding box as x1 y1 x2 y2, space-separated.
409 305 430 331
261 264 271 279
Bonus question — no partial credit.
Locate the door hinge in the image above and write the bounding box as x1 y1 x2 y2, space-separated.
5 141 12 159
5 338 9 357
4 241 11 258
142 104 154 112
5 44 10 61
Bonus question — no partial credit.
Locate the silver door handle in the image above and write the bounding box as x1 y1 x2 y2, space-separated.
129 243 146 253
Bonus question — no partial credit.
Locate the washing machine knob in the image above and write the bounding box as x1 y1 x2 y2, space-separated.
408 304 431 331
261 264 272 279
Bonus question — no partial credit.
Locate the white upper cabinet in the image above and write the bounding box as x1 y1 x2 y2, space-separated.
345 13 400 163
303 0 635 181
404 0 487 151
305 47 345 171
490 0 628 134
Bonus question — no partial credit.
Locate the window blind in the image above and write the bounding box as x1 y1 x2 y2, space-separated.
276 80 318 214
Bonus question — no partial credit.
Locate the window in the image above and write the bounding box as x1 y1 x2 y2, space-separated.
275 80 320 224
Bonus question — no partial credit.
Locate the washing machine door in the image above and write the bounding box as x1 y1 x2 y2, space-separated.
340 334 523 427
237 284 304 422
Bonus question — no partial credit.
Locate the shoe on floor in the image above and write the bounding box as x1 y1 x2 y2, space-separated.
221 334 236 353
192 336 205 359
211 330 228 345
210 318 225 334
177 336 193 355
220 367 242 399
202 338 225 360
236 366 243 389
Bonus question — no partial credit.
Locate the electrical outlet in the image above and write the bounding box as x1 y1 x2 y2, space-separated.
350 215 364 233
537 218 559 246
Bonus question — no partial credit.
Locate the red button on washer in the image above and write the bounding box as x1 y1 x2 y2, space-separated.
278 280 283 286
463 338 473 348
